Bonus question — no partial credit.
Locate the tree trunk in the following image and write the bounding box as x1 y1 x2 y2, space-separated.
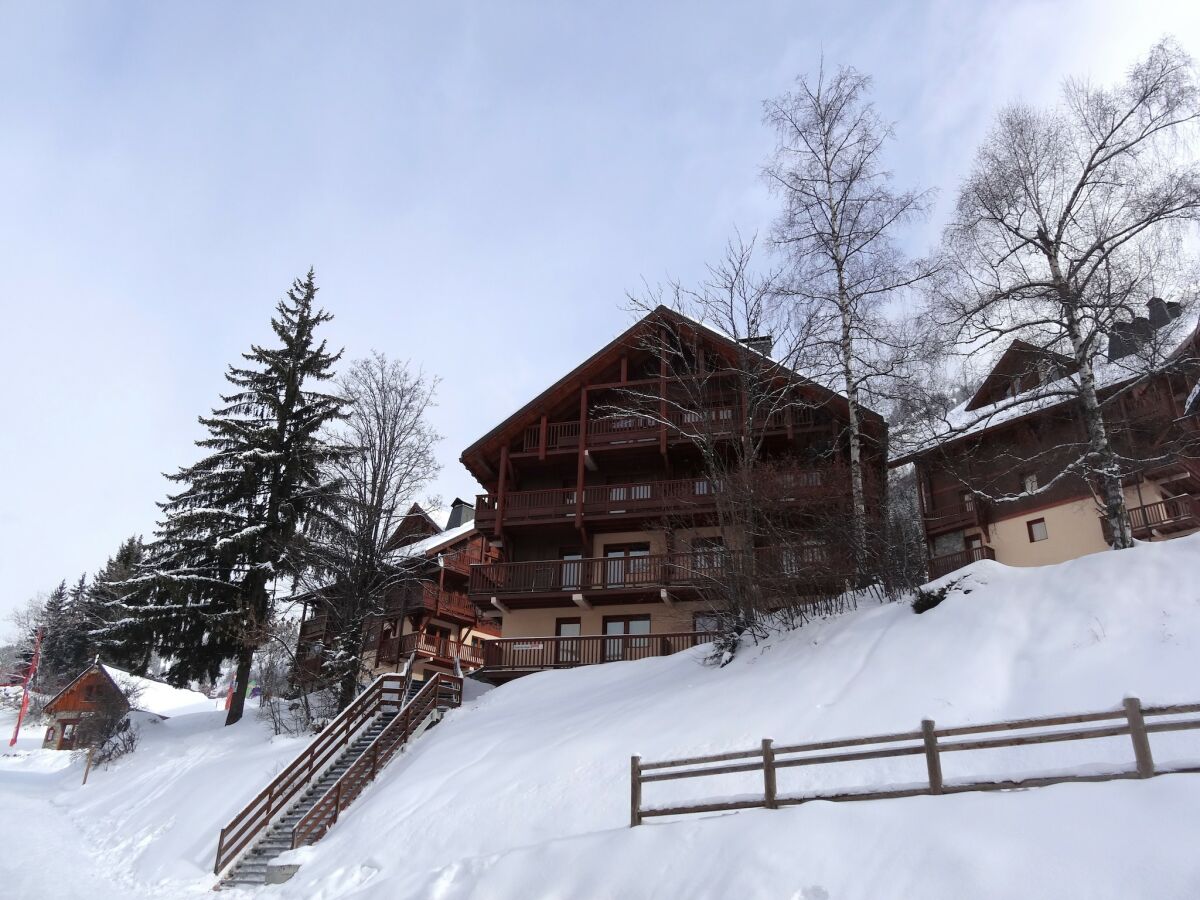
1063 309 1133 549
839 291 868 569
224 645 254 726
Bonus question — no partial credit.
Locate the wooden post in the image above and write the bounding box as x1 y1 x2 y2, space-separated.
538 414 548 461
1124 697 1155 778
496 445 508 537
82 747 95 785
762 739 777 809
921 719 943 795
630 755 643 827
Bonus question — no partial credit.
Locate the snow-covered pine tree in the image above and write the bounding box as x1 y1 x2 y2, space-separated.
57 573 94 675
120 271 348 725
86 536 151 671
37 580 70 686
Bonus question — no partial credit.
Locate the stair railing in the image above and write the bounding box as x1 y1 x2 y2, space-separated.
213 672 405 876
290 672 463 848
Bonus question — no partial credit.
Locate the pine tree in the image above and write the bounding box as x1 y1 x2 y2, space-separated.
37 580 70 686
87 536 151 671
118 271 348 725
58 574 93 674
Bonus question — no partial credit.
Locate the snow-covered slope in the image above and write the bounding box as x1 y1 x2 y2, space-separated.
267 533 1200 900
4 534 1200 899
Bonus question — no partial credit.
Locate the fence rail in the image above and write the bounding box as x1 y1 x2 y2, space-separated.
291 673 462 848
213 672 405 875
928 545 996 580
629 696 1200 826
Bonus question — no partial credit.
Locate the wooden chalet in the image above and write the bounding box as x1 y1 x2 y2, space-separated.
897 300 1200 580
41 663 129 750
460 305 887 681
298 500 501 684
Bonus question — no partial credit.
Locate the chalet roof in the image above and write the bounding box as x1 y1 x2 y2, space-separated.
963 340 1075 412
892 317 1200 466
460 305 883 482
42 662 126 715
389 519 478 562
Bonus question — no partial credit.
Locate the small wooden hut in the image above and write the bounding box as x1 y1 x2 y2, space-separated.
41 663 129 750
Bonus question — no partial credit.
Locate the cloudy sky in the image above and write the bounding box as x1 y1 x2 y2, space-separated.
2 0 1198 630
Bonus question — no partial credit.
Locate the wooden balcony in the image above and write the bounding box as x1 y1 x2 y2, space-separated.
516 403 811 456
475 469 847 530
377 631 486 669
469 547 844 598
1102 495 1200 542
480 631 716 674
923 501 982 537
928 545 996 580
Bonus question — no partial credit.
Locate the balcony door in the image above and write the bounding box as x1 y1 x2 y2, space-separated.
560 551 583 591
604 543 651 587
555 617 581 665
603 614 651 662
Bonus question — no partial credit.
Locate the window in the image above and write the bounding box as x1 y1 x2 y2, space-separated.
603 543 651 587
691 537 726 576
693 612 724 634
555 617 582 664
966 534 984 550
1020 472 1039 494
560 551 583 590
1027 518 1049 542
602 615 651 661
961 491 975 513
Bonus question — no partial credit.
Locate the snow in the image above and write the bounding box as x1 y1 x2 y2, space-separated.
389 519 477 561
100 664 216 717
3 533 1200 898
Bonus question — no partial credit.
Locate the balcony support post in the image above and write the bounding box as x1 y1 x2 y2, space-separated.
538 415 548 461
496 445 508 539
576 387 587 532
572 593 591 610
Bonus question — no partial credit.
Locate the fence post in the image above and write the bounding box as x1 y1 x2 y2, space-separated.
921 719 943 795
762 739 778 809
630 755 642 827
1123 697 1155 778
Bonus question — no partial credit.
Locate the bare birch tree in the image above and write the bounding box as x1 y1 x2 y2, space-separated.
764 62 935 564
300 353 441 709
931 38 1200 547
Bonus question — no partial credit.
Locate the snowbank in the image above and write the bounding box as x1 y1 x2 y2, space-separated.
102 664 216 717
271 533 1200 899
3 534 1199 898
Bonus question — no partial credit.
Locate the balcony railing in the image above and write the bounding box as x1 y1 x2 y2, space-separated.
928 545 996 580
1101 495 1200 542
475 469 847 529
481 631 716 672
469 547 842 597
377 632 486 668
517 404 811 454
922 500 981 535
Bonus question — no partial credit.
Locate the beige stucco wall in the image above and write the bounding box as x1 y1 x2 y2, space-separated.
499 600 709 638
586 526 735 558
974 484 1168 568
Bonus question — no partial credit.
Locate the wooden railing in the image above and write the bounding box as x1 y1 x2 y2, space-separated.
213 673 405 876
1111 495 1200 539
379 632 485 668
928 545 996 580
469 547 841 597
482 631 716 672
517 402 807 455
291 673 463 848
922 499 981 534
629 696 1200 826
475 470 845 528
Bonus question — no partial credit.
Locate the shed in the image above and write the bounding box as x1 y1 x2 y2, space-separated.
41 663 130 750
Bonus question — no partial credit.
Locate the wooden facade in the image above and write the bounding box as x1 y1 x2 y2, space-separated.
460 306 887 680
297 503 501 685
41 663 129 751
901 325 1200 579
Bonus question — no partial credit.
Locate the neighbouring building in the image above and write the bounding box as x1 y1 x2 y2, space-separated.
298 499 501 685
41 663 129 750
895 300 1200 580
460 306 887 682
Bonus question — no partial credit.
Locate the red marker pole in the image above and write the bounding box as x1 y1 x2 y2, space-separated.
9 628 43 747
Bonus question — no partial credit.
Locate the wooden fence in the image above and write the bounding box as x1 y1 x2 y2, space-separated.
630 697 1200 826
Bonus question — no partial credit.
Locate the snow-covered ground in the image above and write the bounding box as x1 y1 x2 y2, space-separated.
3 534 1200 899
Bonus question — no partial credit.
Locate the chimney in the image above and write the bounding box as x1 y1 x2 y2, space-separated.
1148 297 1171 328
1131 316 1153 345
738 335 774 358
1107 321 1135 361
445 497 475 530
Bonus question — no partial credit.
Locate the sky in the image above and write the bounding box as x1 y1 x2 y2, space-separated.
2 0 1198 633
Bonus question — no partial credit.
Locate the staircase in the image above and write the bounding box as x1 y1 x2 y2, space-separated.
214 672 462 889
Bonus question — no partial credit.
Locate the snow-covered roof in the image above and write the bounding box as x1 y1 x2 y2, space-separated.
389 519 478 562
101 665 213 717
895 317 1200 463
